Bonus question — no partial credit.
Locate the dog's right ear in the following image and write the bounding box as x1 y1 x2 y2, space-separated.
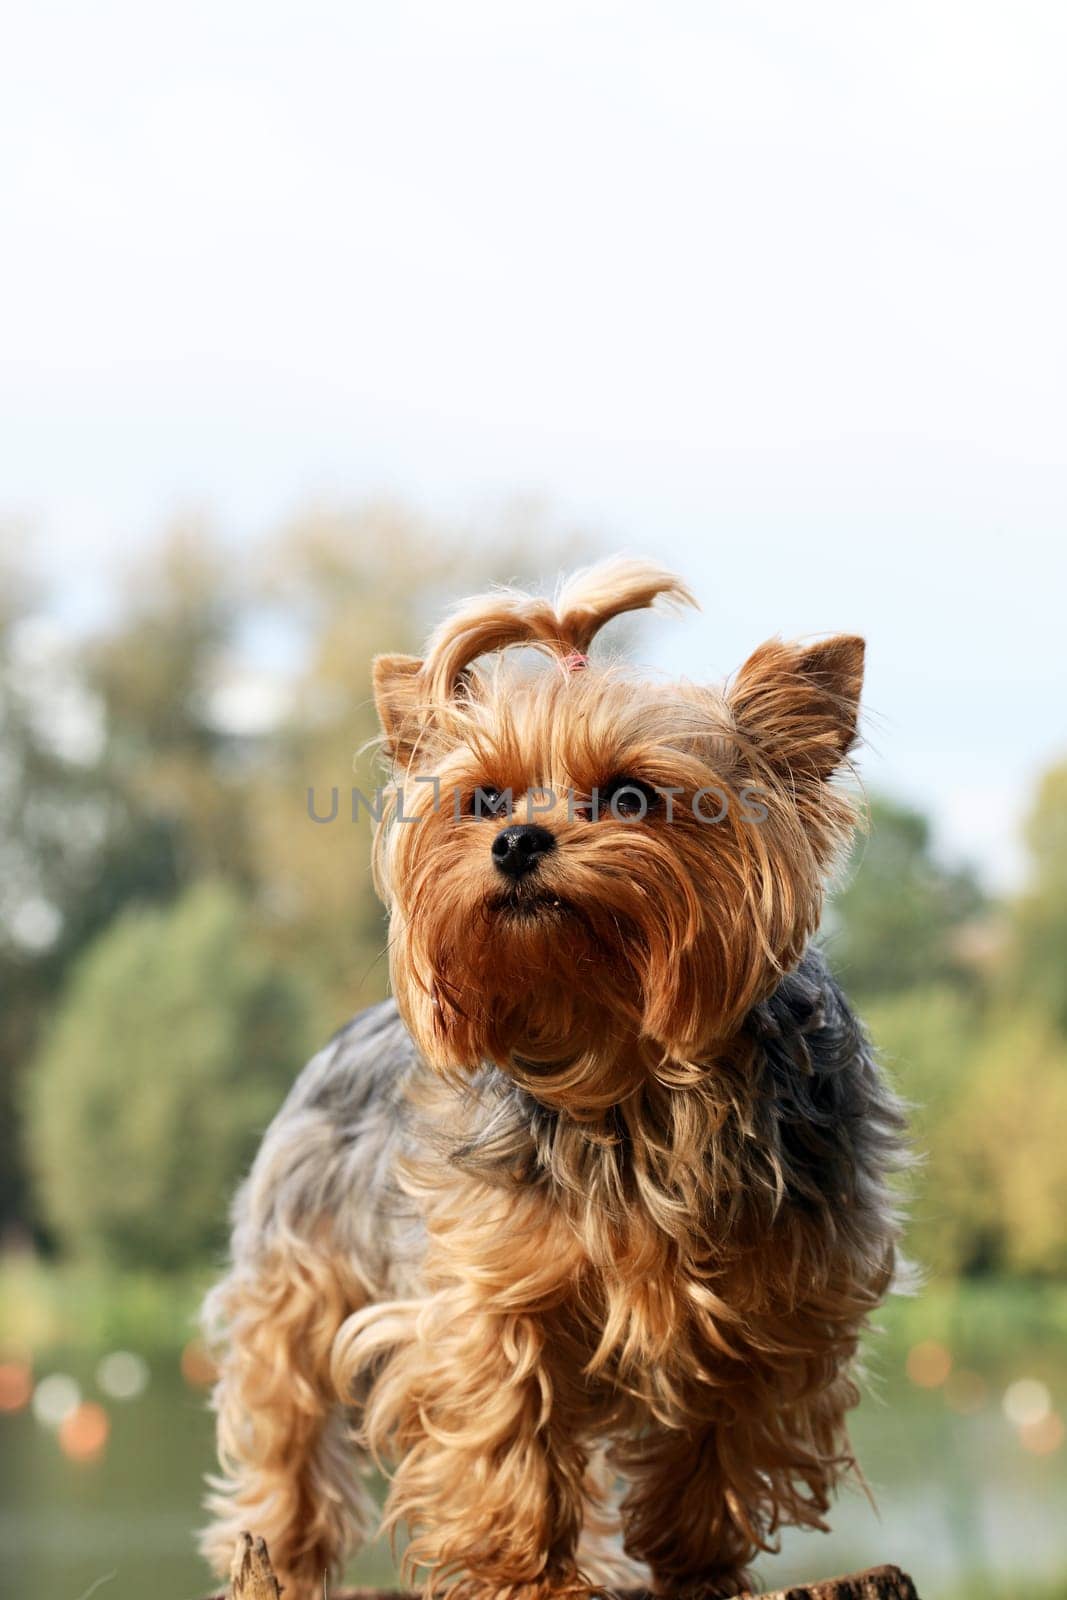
728 635 865 782
372 654 425 767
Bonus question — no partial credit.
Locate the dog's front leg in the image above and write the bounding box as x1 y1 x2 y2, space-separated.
201 1234 374 1595
333 1184 592 1600
617 1420 757 1600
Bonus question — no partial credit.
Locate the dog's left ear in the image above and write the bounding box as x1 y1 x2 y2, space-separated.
373 653 425 766
729 635 865 780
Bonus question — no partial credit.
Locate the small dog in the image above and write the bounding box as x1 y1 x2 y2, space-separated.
202 559 906 1600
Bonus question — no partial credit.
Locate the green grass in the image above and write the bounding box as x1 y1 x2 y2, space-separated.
872 1277 1067 1380
0 1253 211 1355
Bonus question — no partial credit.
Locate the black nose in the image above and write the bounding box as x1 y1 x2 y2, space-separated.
491 823 557 880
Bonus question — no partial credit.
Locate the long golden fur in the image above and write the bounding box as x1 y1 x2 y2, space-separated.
202 559 907 1600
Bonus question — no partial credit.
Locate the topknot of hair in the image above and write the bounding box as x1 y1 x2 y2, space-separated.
420 557 697 706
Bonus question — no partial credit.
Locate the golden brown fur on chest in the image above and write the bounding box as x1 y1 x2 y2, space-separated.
409 1116 877 1418
329 1122 885 1600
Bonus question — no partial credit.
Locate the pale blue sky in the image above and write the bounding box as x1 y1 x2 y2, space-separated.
3 1 1065 885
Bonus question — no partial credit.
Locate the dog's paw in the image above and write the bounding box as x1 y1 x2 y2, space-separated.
440 1570 602 1600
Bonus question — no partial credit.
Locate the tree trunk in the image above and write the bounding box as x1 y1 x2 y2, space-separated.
223 1533 920 1600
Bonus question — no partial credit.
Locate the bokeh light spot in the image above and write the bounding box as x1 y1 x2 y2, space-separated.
1003 1378 1052 1428
906 1340 952 1388
58 1400 110 1463
1018 1411 1064 1457
0 1361 33 1413
31 1373 81 1429
181 1338 217 1389
96 1350 150 1401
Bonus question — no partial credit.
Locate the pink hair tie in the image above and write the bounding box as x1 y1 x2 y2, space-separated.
561 649 589 673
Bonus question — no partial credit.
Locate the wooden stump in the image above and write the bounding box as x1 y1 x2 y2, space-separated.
229 1535 284 1600
223 1533 920 1600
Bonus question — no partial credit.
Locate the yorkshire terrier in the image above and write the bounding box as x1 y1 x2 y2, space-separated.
202 559 906 1600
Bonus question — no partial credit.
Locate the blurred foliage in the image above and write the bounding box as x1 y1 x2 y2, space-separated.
0 548 182 1229
86 522 250 886
25 883 312 1270
958 1011 1067 1278
827 794 986 1000
1 506 1065 1288
0 1251 211 1355
1009 762 1067 1033
831 783 1067 1282
867 991 1067 1279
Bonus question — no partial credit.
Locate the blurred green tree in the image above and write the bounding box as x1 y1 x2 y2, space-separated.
0 539 183 1234
1008 760 1067 1033
25 883 311 1271
957 1009 1067 1278
825 794 985 1000
867 985 986 1278
870 987 1067 1280
86 519 250 886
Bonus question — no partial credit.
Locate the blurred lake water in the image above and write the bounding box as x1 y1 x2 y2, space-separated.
1 1339 1064 1600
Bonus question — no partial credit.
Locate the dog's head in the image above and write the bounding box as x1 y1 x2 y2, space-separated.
372 559 863 1110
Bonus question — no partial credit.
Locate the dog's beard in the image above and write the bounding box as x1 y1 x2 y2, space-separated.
389 885 792 1119
391 883 652 1110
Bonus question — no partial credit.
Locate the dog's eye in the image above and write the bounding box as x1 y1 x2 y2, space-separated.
598 776 660 820
469 786 511 820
